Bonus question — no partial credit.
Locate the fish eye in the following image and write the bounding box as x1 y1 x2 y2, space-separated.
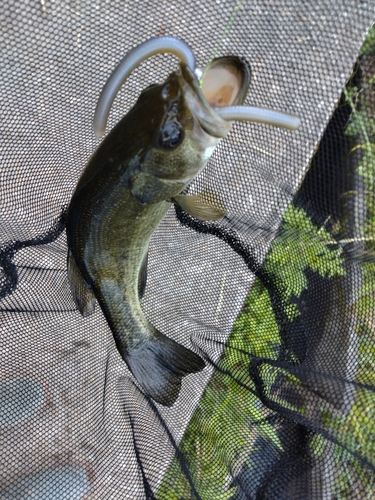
158 120 183 149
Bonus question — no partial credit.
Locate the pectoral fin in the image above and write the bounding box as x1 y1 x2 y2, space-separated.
172 191 226 221
67 250 96 317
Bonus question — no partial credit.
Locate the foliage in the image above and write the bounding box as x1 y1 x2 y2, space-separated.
360 23 375 56
263 204 345 320
328 24 375 497
159 22 375 500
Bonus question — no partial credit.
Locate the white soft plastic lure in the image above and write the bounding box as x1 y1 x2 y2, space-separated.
93 36 301 138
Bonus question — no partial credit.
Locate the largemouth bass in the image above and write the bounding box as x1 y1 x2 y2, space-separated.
66 37 300 406
66 61 249 406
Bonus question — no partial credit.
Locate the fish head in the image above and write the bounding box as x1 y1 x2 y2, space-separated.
129 56 251 204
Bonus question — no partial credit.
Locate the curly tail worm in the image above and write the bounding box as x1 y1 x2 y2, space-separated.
214 106 301 130
93 37 196 138
93 36 301 138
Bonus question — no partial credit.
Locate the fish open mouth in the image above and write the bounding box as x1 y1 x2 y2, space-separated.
201 56 251 107
178 57 251 138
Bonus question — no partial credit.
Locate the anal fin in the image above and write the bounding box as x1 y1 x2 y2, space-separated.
67 250 96 317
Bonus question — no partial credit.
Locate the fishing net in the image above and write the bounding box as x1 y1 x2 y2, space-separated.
1 0 375 498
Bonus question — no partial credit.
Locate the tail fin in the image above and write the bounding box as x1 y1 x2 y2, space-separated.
125 331 205 406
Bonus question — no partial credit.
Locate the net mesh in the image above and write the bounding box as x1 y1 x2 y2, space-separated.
1 1 375 498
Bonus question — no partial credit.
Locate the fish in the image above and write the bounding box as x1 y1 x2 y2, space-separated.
66 37 300 406
66 55 251 406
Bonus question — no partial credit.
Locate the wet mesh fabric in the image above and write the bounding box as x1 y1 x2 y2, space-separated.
1 1 375 498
